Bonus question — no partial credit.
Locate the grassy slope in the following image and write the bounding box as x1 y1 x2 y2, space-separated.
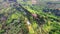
0 1 60 34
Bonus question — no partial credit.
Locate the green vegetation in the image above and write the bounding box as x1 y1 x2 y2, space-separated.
0 0 60 34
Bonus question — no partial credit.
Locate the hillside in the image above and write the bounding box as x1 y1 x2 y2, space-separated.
0 0 60 34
